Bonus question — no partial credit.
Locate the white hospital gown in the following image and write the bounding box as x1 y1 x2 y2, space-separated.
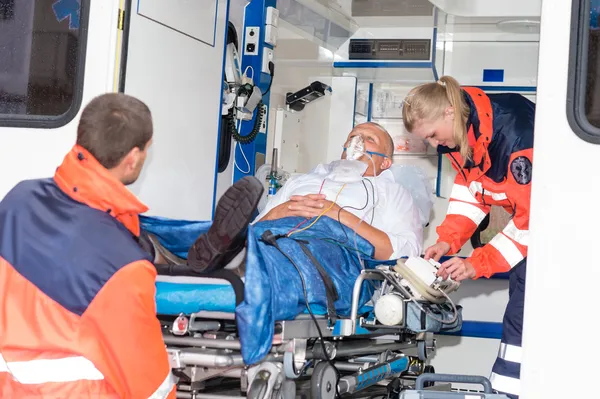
254 164 423 260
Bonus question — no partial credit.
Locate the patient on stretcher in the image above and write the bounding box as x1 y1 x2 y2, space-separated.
141 122 423 272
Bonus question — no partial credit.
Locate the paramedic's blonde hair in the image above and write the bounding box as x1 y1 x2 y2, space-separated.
402 76 471 162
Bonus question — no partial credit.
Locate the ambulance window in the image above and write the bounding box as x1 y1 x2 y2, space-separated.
0 0 89 128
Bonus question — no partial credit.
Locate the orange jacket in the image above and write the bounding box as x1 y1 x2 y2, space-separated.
0 145 175 398
437 87 535 278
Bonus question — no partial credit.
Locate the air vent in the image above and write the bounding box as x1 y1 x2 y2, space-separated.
349 38 431 61
351 0 433 17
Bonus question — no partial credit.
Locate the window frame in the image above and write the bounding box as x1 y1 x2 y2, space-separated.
0 0 91 129
567 0 600 143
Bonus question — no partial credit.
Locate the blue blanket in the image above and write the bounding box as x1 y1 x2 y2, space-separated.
141 215 386 365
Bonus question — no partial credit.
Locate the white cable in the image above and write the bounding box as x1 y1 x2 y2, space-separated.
243 66 254 83
351 152 379 270
234 142 251 174
408 289 459 325
232 119 250 174
393 262 460 325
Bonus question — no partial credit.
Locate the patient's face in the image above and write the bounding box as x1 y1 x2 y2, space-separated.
341 123 391 176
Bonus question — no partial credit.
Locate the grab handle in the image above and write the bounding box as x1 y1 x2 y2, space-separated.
415 373 493 393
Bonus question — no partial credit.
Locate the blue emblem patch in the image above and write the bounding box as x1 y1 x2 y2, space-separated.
510 156 532 185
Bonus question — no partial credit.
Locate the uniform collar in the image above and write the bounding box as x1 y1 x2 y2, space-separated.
54 145 149 236
463 88 493 177
437 88 493 180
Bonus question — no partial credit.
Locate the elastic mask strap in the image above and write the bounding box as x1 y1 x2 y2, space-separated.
343 148 388 158
366 150 388 158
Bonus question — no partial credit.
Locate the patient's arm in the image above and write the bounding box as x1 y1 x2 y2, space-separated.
278 194 393 260
336 208 393 260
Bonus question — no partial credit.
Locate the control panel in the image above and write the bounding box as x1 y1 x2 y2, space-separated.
348 39 431 61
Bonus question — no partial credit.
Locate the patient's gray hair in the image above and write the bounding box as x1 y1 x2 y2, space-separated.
361 122 394 158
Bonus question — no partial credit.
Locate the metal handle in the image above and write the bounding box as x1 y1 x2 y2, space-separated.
415 373 493 393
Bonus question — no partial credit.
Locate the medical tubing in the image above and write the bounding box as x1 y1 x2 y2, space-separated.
393 262 459 303
288 184 347 237
259 231 342 399
336 180 370 245
393 263 459 325
352 154 379 269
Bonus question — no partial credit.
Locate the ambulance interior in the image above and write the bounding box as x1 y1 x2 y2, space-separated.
216 0 539 384
2 0 599 397
131 0 539 394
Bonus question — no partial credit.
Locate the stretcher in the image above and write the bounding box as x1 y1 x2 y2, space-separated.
155 258 463 399
147 165 472 398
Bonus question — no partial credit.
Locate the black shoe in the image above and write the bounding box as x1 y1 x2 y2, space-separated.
187 176 264 273
138 230 185 265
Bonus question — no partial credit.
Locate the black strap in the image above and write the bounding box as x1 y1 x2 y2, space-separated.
293 239 339 324
260 231 338 325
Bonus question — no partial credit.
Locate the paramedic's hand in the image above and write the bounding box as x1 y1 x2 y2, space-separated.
438 257 476 282
424 242 451 262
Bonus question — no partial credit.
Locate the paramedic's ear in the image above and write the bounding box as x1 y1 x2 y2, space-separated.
123 148 140 170
121 146 145 173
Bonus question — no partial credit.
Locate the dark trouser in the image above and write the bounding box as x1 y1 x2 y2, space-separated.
490 259 526 399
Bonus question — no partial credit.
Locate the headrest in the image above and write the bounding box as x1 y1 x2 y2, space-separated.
388 164 434 226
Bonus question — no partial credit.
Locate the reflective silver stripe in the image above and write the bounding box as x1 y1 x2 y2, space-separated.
490 191 508 201
0 354 103 384
489 234 525 267
450 184 479 204
149 371 176 399
468 181 483 195
498 343 522 364
447 201 487 225
503 220 529 246
468 181 508 201
0 354 8 372
490 372 520 396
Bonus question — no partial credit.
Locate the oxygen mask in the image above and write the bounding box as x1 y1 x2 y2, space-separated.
345 135 365 161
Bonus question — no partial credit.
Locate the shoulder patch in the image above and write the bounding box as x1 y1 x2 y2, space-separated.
510 156 532 185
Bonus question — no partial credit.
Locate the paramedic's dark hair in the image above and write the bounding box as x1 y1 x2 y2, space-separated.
76 93 153 169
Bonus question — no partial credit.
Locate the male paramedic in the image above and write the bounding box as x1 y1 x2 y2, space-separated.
166 122 424 273
0 93 175 398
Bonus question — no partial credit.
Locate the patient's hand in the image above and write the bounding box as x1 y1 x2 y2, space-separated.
260 194 340 221
287 194 342 219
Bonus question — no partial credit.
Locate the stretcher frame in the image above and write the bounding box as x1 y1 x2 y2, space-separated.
159 267 439 399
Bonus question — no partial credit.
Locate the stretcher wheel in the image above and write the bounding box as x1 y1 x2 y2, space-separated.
311 361 337 399
417 340 427 361
247 377 269 399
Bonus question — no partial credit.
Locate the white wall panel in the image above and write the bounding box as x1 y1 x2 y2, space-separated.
138 0 218 46
125 0 228 220
444 41 539 87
